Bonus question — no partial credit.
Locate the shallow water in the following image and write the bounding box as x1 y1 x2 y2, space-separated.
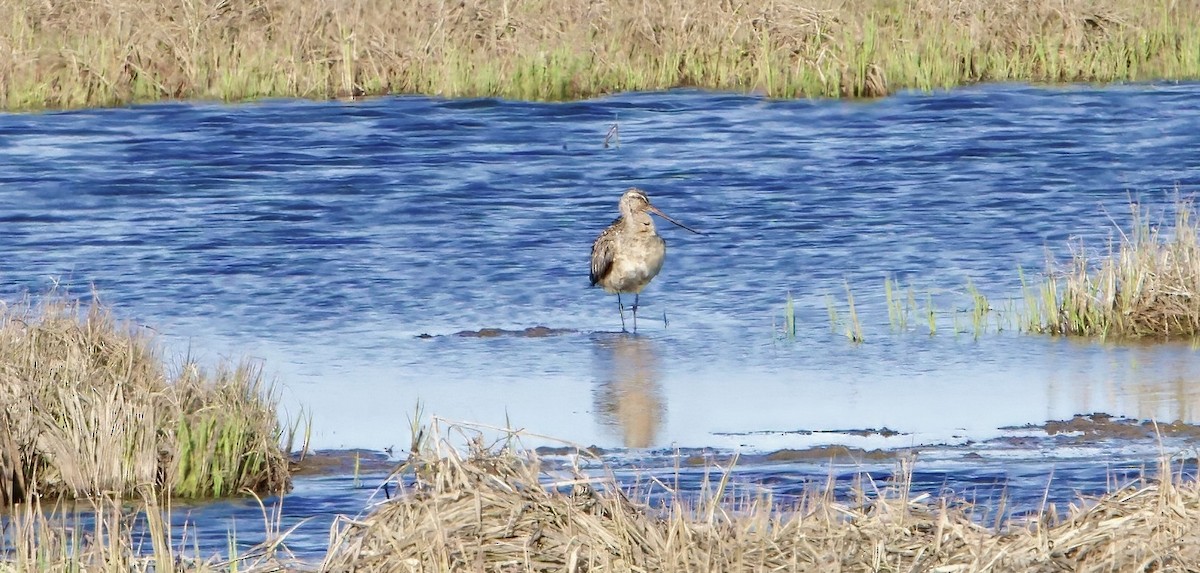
3 83 1200 557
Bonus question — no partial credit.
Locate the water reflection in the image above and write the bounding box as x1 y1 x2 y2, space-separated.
1041 338 1200 425
592 335 665 448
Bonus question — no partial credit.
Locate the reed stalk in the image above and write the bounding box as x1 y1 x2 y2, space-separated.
825 294 840 334
844 280 864 343
885 276 901 331
782 290 797 339
926 293 937 335
0 486 300 571
965 278 990 338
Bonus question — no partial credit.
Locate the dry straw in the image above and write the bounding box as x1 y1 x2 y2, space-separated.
2 0 1199 109
1 488 305 572
322 419 1200 572
0 293 291 502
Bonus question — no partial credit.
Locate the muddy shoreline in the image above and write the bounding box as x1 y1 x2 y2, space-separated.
291 412 1200 477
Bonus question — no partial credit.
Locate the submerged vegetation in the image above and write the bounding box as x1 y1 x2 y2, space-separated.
821 282 865 343
3 0 1200 109
0 294 291 502
797 200 1200 341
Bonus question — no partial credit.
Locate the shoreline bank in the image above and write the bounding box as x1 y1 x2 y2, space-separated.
3 0 1198 111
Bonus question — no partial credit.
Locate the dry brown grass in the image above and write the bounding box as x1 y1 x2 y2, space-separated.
322 420 1200 572
1 489 304 572
1 0 1198 109
1024 199 1200 338
0 293 291 503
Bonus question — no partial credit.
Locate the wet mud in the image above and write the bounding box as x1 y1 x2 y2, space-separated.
291 413 1200 478
998 412 1200 443
290 449 397 476
762 446 900 463
535 445 609 457
417 326 579 339
713 427 904 438
718 413 1200 466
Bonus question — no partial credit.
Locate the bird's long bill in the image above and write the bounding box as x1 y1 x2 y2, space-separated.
647 205 703 235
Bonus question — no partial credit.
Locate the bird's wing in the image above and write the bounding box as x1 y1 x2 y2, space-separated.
589 220 620 287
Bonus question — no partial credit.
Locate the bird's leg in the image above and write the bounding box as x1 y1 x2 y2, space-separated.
633 293 639 333
617 294 627 332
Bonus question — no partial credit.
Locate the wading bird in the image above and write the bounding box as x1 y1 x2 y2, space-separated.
589 188 701 332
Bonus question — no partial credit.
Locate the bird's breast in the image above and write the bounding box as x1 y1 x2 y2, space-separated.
604 234 665 293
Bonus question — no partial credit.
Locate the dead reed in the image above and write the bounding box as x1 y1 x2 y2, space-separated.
1 488 302 572
323 420 1200 572
0 293 291 503
1025 200 1200 338
2 0 1199 109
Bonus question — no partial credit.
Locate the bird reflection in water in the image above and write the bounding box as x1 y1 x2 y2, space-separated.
592 335 664 448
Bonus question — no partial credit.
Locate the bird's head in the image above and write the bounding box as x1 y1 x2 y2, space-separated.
616 187 702 235
618 188 652 217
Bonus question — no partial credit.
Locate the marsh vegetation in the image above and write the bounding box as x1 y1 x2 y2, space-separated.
3 0 1199 110
0 294 291 503
322 420 1200 572
1025 200 1200 338
0 294 296 570
803 200 1200 341
12 415 1200 571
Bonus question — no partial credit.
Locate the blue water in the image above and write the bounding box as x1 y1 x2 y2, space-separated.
3 83 1200 559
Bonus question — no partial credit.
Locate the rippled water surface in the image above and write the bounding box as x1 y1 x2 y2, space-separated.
4 84 1200 555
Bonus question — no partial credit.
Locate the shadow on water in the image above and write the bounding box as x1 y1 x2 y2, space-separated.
591 334 665 448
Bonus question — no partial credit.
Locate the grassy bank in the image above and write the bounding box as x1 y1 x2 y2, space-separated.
322 420 1200 572
0 294 291 502
3 0 1199 110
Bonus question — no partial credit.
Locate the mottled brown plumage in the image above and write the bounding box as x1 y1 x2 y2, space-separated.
590 188 700 332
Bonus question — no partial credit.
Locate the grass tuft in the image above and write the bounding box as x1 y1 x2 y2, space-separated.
1027 200 1200 338
965 278 991 338
826 201 1200 341
0 292 291 502
885 276 917 332
825 293 840 334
